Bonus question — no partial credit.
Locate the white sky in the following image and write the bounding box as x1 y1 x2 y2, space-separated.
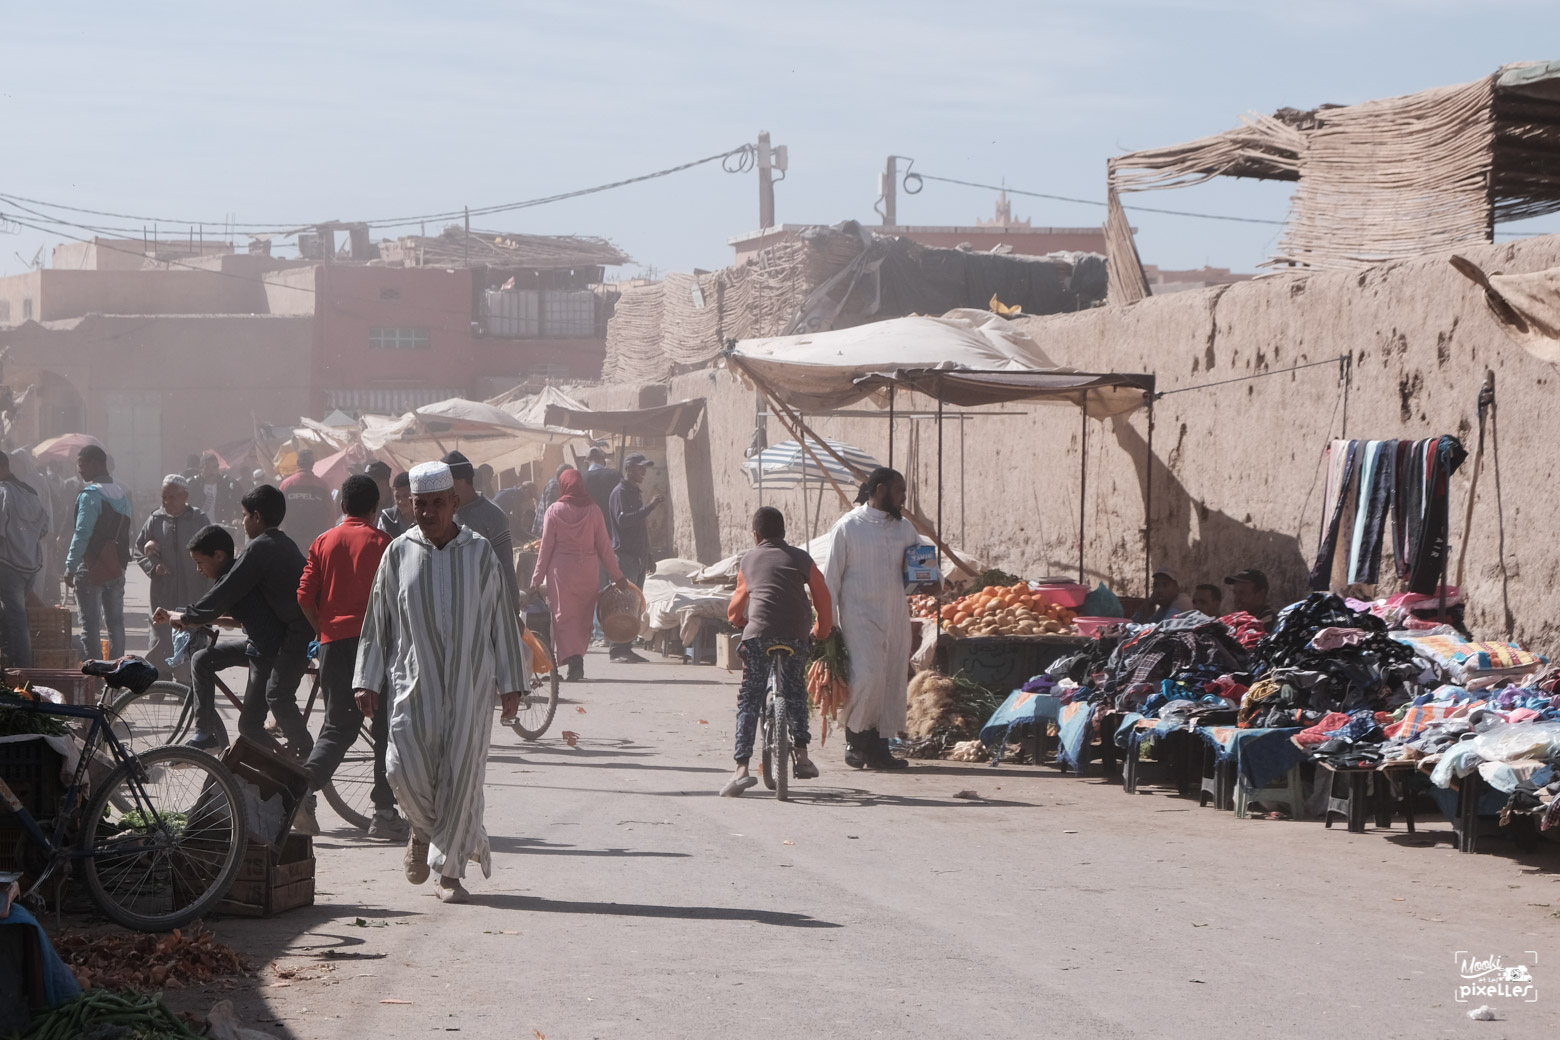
2 1 1555 278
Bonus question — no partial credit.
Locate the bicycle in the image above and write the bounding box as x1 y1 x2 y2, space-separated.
0 661 248 932
108 639 380 830
758 644 795 801
509 603 561 742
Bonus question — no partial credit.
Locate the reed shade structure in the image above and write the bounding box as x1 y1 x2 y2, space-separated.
1104 60 1560 301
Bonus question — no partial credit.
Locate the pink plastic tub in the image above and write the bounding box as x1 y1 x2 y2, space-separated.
1073 616 1128 638
1033 582 1088 609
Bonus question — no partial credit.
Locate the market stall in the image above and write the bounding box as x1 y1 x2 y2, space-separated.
724 311 1157 741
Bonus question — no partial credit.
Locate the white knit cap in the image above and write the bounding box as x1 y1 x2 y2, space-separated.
162 473 189 489
408 461 454 494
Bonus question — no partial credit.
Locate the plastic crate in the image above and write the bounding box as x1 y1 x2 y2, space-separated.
29 649 82 670
26 607 74 651
0 737 65 819
217 835 315 918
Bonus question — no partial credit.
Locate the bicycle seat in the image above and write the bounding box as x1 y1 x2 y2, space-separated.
81 656 160 694
765 645 795 657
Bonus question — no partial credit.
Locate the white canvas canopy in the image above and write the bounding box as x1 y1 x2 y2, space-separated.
726 308 1147 418
355 397 588 473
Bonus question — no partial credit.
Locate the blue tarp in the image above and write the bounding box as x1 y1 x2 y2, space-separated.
1196 726 1306 791
979 689 1063 749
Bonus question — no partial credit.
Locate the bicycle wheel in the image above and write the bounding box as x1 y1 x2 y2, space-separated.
78 745 248 932
319 722 376 831
110 681 196 758
512 668 560 742
759 695 777 791
509 623 560 740
772 689 790 802
300 675 376 831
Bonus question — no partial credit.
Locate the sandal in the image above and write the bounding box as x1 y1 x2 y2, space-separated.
719 776 759 797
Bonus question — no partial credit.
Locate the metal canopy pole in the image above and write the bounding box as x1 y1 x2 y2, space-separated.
887 385 896 471
936 379 945 636
1078 393 1088 584
1144 388 1156 593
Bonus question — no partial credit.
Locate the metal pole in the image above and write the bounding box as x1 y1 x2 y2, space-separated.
888 385 896 470
937 381 944 636
1340 352 1353 440
1144 391 1156 593
1078 394 1088 584
960 415 967 545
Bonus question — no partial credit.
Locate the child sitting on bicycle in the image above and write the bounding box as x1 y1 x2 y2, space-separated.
721 506 832 797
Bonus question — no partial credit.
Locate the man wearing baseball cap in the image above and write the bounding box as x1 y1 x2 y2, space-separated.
606 452 663 663
1224 569 1276 628
1131 568 1193 624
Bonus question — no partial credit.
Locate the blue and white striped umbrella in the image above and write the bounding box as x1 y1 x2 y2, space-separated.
743 437 882 491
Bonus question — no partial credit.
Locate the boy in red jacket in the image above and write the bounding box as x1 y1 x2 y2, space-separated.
294 474 405 838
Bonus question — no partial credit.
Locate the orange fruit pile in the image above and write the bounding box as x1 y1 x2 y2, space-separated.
939 584 1077 638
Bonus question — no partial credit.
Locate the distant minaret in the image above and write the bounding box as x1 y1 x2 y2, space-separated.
976 189 1031 229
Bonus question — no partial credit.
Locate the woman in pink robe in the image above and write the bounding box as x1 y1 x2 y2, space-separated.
531 469 624 681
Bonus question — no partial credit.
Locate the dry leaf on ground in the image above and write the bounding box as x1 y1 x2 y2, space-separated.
560 730 579 746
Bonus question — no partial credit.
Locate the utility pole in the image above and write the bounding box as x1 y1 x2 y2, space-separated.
464 206 470 267
880 155 897 226
757 131 775 229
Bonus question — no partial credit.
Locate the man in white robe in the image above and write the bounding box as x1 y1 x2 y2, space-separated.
822 467 916 770
353 462 528 904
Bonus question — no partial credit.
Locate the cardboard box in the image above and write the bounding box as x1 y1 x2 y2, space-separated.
903 544 939 587
715 633 742 671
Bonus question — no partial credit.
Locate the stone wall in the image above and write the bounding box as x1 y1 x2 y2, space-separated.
573 234 1560 650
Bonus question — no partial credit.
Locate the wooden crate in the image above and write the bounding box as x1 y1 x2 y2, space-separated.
222 734 310 851
217 835 315 918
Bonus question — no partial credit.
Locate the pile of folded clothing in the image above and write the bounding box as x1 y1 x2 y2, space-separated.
1248 593 1431 719
1099 614 1250 709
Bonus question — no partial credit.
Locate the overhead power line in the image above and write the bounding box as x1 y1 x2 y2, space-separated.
907 172 1287 226
0 144 756 237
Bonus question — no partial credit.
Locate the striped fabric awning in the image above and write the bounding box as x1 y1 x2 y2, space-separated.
743 437 882 491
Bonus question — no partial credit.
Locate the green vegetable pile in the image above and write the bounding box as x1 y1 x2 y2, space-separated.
948 672 1006 722
0 703 68 738
974 567 1021 590
11 989 201 1040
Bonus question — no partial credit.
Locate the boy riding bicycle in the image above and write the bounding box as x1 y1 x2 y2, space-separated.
721 506 833 797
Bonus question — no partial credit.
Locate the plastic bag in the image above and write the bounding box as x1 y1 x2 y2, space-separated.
1468 721 1560 764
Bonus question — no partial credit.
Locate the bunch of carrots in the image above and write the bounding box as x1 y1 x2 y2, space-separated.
806 629 851 745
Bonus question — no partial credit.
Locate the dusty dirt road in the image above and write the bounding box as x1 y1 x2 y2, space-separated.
158 650 1560 1040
